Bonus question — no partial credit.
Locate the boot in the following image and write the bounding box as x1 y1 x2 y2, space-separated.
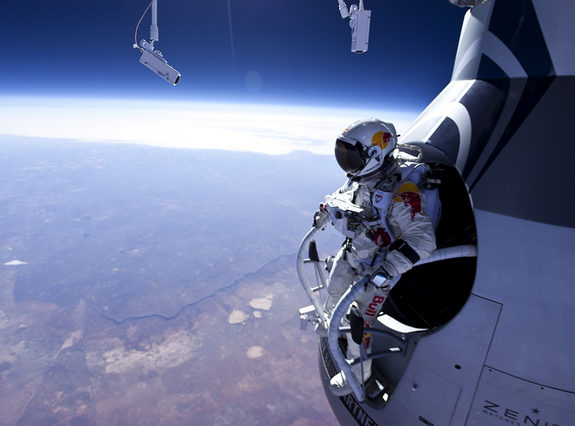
328 334 371 396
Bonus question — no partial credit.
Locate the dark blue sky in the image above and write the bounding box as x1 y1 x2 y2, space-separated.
3 0 465 110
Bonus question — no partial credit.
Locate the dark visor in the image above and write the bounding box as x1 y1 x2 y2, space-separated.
335 139 365 174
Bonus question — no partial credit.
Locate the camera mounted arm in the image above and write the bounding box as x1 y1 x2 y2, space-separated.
150 0 159 46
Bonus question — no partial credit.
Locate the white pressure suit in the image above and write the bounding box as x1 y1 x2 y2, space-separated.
323 160 437 381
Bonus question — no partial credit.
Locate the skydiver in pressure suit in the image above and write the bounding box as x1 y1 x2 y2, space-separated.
313 118 437 396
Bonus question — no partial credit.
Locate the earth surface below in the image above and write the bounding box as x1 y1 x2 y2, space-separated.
0 136 344 425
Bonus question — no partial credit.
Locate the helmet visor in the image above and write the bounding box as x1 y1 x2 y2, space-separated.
335 139 365 174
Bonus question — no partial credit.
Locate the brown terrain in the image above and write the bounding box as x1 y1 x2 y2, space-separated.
0 256 337 425
0 137 342 425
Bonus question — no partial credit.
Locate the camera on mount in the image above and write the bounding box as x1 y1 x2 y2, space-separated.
133 0 181 85
137 40 181 86
337 0 371 53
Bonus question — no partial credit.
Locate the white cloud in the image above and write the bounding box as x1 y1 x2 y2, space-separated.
0 97 418 155
4 260 28 266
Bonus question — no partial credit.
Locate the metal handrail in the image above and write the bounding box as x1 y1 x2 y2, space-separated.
296 226 329 329
296 224 478 402
325 244 478 402
328 276 370 402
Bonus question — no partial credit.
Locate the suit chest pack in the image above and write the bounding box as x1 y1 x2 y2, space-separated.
372 163 442 231
325 163 442 242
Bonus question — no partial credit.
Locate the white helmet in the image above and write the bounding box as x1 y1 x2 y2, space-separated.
335 118 398 178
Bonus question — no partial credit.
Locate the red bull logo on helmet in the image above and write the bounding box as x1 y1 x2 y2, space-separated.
371 131 393 150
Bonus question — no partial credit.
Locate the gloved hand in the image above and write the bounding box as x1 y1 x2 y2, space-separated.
346 212 362 232
369 267 391 290
313 204 329 229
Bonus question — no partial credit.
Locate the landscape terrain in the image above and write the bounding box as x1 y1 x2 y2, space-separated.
0 137 342 425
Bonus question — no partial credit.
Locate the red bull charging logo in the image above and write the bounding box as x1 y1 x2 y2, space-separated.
400 191 423 220
395 183 423 220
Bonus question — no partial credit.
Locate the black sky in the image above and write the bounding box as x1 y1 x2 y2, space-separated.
3 0 465 110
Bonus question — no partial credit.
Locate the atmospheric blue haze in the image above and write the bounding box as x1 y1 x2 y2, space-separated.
0 2 469 423
3 0 464 109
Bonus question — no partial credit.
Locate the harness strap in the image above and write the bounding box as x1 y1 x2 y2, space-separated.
389 239 420 264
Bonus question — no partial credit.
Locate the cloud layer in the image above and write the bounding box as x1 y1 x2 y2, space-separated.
0 97 417 155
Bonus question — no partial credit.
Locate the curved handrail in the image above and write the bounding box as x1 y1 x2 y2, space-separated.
415 244 477 266
326 244 478 402
328 276 370 402
296 226 328 329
